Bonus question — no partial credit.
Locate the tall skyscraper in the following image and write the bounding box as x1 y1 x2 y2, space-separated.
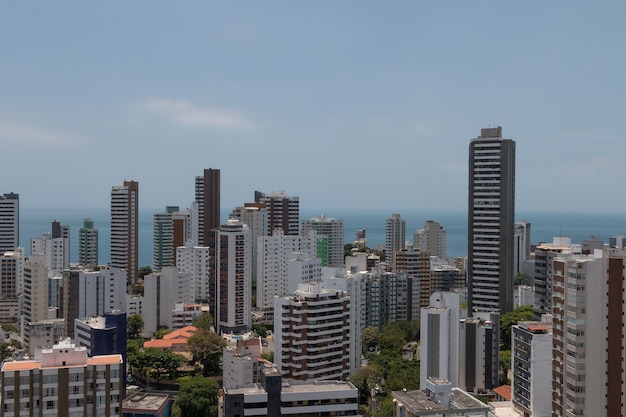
111 180 139 284
467 126 515 314
385 214 406 268
153 206 178 271
78 218 98 267
0 192 19 253
254 190 299 236
513 220 531 274
195 168 220 246
301 215 344 267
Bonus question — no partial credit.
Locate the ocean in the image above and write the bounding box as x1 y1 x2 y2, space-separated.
17 207 626 268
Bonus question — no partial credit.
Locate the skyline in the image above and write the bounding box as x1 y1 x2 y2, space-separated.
2 2 626 213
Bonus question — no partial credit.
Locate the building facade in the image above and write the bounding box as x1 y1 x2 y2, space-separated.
111 180 139 284
385 213 406 268
195 168 221 246
301 215 344 268
78 218 98 267
153 206 178 272
0 193 19 254
467 126 515 314
274 283 351 381
254 190 299 236
414 220 446 260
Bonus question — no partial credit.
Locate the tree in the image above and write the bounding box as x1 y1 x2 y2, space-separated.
362 326 380 355
138 266 153 279
127 314 144 339
193 312 214 331
261 351 274 363
172 376 220 417
499 350 512 385
500 305 534 350
141 348 185 389
187 328 226 377
155 328 171 339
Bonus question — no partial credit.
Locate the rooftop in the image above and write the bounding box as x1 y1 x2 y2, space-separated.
392 387 490 415
123 392 169 411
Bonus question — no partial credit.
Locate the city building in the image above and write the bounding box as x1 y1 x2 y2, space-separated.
420 292 461 388
215 219 252 334
143 326 197 355
195 168 221 246
0 339 124 417
143 267 193 337
256 229 320 315
394 247 430 309
459 311 500 393
385 213 406 268
111 180 139 284
551 249 626 417
74 311 127 363
219 366 358 417
170 303 207 329
0 192 19 253
467 126 516 314
0 248 23 322
78 218 98 267
30 230 69 276
274 283 351 381
23 254 50 349
511 318 552 417
176 241 211 304
414 220 447 259
533 237 578 319
514 220 531 275
391 378 490 417
28 318 65 354
230 203 269 285
254 190 299 236
153 206 178 271
301 215 344 267
76 267 127 320
122 392 170 417
222 336 264 388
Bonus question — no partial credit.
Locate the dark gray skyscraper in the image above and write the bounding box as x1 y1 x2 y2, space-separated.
195 168 220 246
467 127 515 314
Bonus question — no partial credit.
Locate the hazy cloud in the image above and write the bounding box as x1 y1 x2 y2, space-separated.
138 98 253 128
0 121 80 146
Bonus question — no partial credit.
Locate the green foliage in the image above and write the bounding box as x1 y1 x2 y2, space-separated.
378 324 406 354
127 314 144 339
362 326 380 356
131 284 144 296
0 339 21 362
1 324 18 333
500 305 534 350
193 313 214 331
187 327 226 377
128 347 185 388
261 351 274 363
499 350 512 385
251 323 267 338
138 266 153 279
155 328 171 339
172 376 220 417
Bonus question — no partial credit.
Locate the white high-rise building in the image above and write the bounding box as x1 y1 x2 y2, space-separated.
257 229 319 312
215 219 252 334
513 220 531 275
467 126 515 314
77 267 127 319
420 291 460 388
0 249 23 323
512 318 552 417
551 249 626 417
302 215 344 267
0 192 19 253
385 214 406 268
322 268 365 374
176 240 211 303
414 220 447 260
23 254 50 349
143 266 193 337
30 232 69 276
231 204 269 285
274 283 351 381
111 180 139 284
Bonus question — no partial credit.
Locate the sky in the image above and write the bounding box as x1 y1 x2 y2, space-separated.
1 2 626 213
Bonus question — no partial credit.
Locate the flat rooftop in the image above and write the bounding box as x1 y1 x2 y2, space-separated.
123 392 169 411
392 388 490 415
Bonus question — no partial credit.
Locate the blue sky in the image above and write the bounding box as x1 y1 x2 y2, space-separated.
1 2 625 213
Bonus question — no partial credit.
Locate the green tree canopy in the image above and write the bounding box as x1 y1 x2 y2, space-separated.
193 312 214 331
187 328 226 377
500 305 534 350
173 376 220 417
127 314 144 339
